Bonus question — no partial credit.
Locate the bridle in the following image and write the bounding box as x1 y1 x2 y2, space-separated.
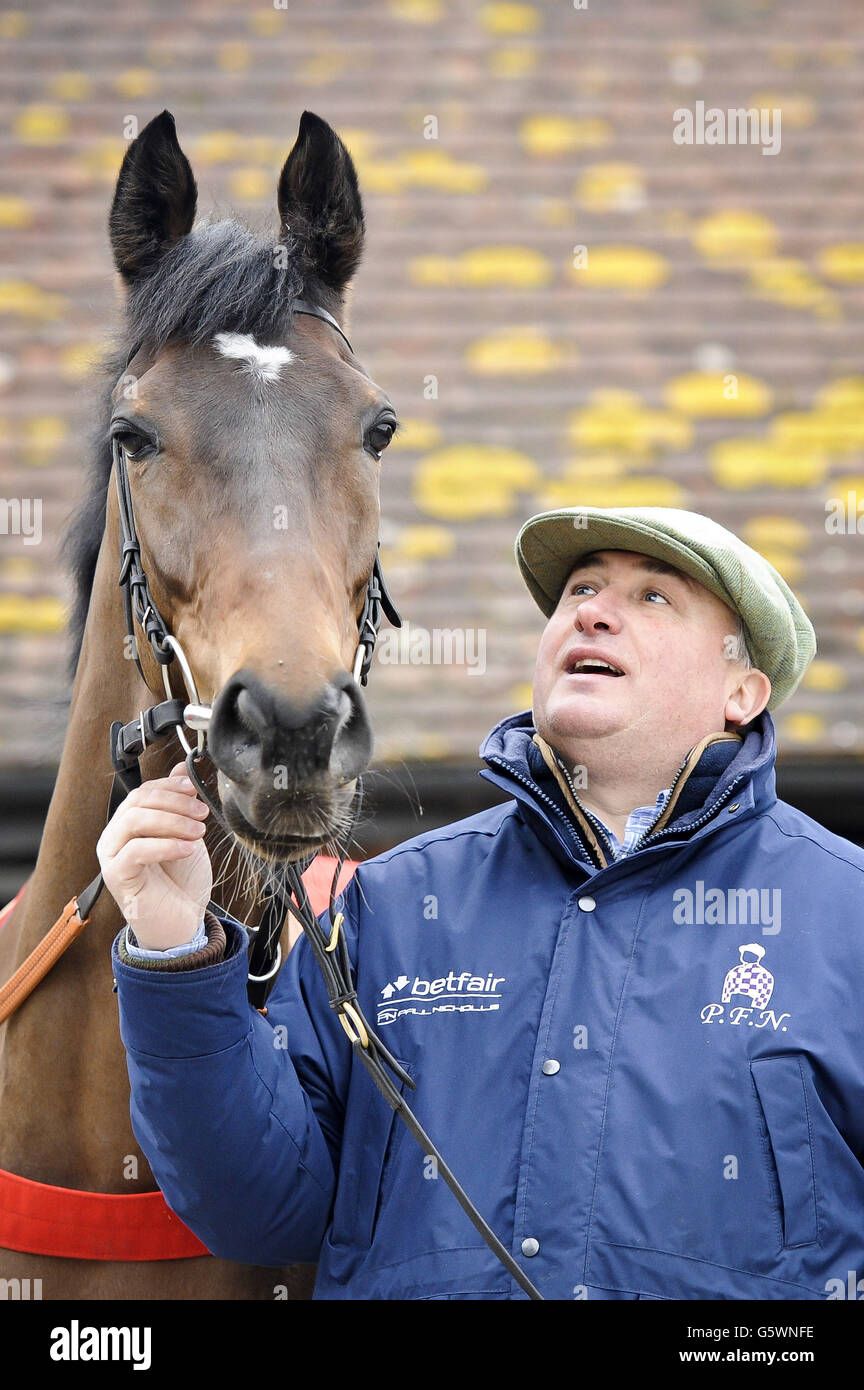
76 300 544 1300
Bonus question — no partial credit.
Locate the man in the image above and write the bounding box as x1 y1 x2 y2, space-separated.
102 506 864 1300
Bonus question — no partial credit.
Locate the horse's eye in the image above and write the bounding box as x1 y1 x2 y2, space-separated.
112 429 153 460
365 418 398 459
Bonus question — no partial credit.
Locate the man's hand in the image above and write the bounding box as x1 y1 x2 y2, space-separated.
97 761 212 950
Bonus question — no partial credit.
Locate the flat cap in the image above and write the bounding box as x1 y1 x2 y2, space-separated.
515 505 816 709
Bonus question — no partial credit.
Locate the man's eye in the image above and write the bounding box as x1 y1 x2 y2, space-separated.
644 590 669 603
572 583 596 596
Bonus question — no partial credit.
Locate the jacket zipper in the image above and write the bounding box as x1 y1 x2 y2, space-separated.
553 755 616 863
639 773 746 848
484 755 597 867
486 752 747 869
557 743 745 855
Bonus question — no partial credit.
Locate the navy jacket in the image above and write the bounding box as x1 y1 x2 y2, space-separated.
112 710 864 1300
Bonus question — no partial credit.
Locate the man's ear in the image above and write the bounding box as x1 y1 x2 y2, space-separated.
725 668 772 727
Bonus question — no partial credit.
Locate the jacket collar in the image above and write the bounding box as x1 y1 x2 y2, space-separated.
478 709 778 873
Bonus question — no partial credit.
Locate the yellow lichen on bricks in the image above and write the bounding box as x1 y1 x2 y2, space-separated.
218 44 251 73
0 11 28 37
389 0 445 21
781 713 826 744
0 281 66 321
665 372 772 418
45 73 92 101
23 416 67 466
227 169 271 201
572 247 669 293
577 164 645 212
536 476 687 510
741 517 810 552
771 409 864 457
749 92 817 129
479 3 542 35
520 116 613 156
13 105 68 144
568 391 691 457
389 419 444 452
711 438 828 490
510 683 535 711
112 69 157 98
465 328 565 375
381 526 455 566
489 48 538 78
414 445 541 520
409 246 553 288
749 258 837 317
801 661 847 693
818 244 864 284
692 210 779 267
0 596 66 634
0 198 33 229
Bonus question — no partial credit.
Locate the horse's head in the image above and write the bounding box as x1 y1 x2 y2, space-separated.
102 110 398 860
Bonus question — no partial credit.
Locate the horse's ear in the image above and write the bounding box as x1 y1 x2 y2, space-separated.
109 111 197 283
277 111 364 296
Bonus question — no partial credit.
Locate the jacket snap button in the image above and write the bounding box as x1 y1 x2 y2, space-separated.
577 895 596 912
521 1237 540 1257
541 1059 560 1075
727 803 740 813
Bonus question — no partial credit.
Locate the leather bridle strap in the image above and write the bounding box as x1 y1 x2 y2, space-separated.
239 826 545 1302
292 298 354 354
181 750 545 1299
113 434 173 683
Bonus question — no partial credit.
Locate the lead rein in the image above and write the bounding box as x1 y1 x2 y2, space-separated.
182 748 545 1301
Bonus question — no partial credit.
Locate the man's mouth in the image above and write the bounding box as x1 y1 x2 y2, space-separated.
565 657 625 678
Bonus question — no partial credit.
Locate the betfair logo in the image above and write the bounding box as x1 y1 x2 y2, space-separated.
378 969 506 1025
380 970 505 1000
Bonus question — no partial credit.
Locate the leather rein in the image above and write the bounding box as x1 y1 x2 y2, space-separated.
0 300 543 1298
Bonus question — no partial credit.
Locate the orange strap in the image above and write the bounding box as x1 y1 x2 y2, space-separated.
0 1165 210 1260
0 896 89 1026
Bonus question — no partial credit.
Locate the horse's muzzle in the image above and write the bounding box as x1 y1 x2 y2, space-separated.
206 667 372 837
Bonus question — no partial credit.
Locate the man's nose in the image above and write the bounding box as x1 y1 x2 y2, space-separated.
573 592 622 632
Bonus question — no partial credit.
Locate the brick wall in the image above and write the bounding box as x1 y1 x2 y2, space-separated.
1 0 863 774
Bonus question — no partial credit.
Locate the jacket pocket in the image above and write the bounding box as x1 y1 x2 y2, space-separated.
329 1051 416 1251
750 1055 819 1249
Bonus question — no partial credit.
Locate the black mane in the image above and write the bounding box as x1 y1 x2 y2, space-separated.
61 217 309 681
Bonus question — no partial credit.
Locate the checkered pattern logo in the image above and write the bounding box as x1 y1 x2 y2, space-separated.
721 945 775 1008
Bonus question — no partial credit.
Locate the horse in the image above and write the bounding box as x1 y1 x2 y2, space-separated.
0 109 398 1299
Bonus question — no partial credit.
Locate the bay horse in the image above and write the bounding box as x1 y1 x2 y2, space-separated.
0 110 398 1298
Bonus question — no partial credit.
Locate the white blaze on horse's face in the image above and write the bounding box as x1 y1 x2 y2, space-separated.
213 331 295 384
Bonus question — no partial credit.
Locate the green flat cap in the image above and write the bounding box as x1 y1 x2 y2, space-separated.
515 505 816 710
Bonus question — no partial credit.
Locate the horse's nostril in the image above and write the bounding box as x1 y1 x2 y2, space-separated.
207 667 372 791
328 676 372 782
236 687 270 738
